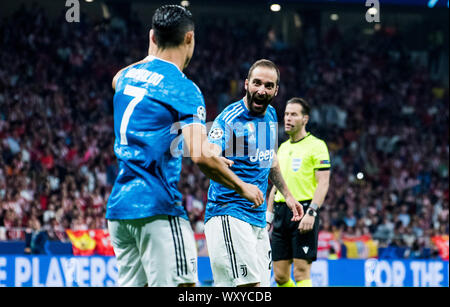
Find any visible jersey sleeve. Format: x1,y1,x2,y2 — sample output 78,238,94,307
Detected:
178,81,206,129
207,114,232,153
115,66,133,92
311,140,331,170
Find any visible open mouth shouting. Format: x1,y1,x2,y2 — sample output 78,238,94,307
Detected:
249,92,272,114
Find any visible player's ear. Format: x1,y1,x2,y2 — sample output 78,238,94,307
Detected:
274,85,279,97
150,29,157,45
185,31,194,45
244,79,249,91
149,29,157,54
303,115,309,125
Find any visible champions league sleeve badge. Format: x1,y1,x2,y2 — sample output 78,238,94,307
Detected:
197,106,206,122
209,127,224,140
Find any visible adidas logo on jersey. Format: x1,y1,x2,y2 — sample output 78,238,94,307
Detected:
249,148,275,163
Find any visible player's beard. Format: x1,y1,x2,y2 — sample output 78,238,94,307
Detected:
246,89,273,115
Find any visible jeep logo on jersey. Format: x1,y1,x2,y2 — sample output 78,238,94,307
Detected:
249,148,275,163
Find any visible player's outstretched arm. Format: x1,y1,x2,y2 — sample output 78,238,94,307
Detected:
269,154,303,221
182,124,264,208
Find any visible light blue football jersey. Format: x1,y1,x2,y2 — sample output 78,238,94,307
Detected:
106,56,206,220
205,99,278,228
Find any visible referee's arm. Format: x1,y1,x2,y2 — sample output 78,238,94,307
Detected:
298,169,330,233
310,169,330,210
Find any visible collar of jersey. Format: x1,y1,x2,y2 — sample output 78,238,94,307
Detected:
290,132,311,144
143,55,182,73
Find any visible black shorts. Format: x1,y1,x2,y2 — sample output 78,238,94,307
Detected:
270,201,320,262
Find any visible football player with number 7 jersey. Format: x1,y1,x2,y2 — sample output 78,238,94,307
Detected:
106,5,264,287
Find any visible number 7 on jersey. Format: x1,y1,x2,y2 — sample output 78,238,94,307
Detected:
120,85,147,145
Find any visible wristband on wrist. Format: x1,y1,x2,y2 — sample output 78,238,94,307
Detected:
266,211,274,224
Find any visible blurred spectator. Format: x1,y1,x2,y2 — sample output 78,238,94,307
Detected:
24,217,47,254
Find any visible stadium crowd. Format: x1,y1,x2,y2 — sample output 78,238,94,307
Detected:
0,4,448,259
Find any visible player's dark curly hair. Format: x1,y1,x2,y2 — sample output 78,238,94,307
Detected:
152,5,195,49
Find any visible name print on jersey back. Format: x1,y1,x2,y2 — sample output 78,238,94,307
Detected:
124,68,165,86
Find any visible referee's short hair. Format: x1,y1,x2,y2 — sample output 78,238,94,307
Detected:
287,97,310,116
